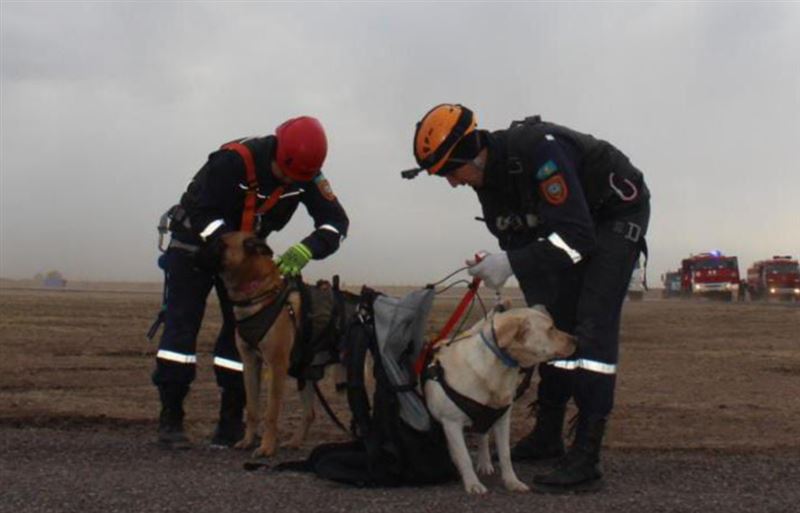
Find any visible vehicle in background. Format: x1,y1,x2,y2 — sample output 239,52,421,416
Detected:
680,251,740,302
661,271,682,299
746,256,800,302
627,255,646,301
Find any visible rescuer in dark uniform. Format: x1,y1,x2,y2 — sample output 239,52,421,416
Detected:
153,116,349,449
407,104,649,493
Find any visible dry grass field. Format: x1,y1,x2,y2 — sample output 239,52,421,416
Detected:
1,283,799,512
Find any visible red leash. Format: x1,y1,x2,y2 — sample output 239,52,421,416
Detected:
413,255,483,376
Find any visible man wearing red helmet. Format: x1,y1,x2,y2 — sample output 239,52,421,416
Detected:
153,116,349,449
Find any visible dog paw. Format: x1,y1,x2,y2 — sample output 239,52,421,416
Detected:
476,461,495,476
282,438,303,450
465,481,488,495
503,478,530,493
233,436,255,450
251,445,276,459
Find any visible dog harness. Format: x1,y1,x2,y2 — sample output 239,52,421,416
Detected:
423,361,510,434
235,281,298,347
422,321,518,434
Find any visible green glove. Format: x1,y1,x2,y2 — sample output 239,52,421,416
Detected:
276,243,312,276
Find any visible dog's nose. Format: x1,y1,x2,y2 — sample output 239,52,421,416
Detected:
557,334,577,358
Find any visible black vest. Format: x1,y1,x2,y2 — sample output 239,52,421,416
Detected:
478,116,648,250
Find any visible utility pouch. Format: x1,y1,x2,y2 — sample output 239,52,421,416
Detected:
157,204,193,252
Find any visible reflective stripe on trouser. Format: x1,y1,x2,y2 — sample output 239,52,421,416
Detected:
152,247,242,390
530,203,650,418
212,282,245,390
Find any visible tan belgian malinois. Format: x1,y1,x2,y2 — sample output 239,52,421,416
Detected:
218,232,345,458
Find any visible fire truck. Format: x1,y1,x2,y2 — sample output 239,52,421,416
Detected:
746,256,800,301
680,251,740,301
661,271,682,298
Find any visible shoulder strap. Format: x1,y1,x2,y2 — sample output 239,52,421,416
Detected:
505,121,547,211
220,141,284,232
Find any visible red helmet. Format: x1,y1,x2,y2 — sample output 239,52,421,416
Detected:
274,116,328,182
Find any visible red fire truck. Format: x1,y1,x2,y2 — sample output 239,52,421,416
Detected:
746,256,800,301
680,251,740,301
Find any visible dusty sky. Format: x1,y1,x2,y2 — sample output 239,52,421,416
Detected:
1,1,798,287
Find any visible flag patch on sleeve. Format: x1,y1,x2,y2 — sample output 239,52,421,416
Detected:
314,174,336,201
536,160,559,180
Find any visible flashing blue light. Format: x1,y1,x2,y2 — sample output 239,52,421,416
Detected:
709,250,722,257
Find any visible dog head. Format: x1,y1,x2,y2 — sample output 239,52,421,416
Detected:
219,232,282,299
492,307,576,368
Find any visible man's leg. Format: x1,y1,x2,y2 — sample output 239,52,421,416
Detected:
209,279,246,448
152,248,214,449
534,207,648,493
512,269,582,462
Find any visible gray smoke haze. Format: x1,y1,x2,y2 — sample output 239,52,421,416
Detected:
2,2,798,286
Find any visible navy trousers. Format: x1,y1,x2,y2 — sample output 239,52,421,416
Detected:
524,202,650,418
151,247,243,391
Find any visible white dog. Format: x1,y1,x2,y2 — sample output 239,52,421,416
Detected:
424,307,576,494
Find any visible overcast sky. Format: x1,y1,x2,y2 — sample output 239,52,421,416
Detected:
1,1,798,287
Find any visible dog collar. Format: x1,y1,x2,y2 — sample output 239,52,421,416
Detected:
479,320,519,368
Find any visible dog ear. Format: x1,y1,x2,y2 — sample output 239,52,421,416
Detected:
494,313,527,349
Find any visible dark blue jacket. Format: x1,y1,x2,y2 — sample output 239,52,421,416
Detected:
475,118,648,289
178,135,349,259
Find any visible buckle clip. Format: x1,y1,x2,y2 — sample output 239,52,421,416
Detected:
625,222,642,243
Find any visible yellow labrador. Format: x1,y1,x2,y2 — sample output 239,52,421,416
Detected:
423,307,575,494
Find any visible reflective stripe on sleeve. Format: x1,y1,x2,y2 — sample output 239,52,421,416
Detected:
547,232,582,264
318,224,340,235
547,359,617,375
200,219,225,241
213,356,244,372
157,350,197,364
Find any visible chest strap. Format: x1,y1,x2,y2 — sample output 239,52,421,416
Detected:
220,142,285,232
423,361,510,434
235,282,295,346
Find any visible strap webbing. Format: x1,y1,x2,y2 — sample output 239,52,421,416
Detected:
413,276,481,376
220,142,284,233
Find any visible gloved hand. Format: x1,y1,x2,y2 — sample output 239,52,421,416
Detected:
194,236,226,273
276,243,312,276
466,251,513,291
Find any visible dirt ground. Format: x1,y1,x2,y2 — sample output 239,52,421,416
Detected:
1,284,799,512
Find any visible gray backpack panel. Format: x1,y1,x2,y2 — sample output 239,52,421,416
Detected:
372,287,435,431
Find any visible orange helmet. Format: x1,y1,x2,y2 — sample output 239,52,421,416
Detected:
413,104,477,175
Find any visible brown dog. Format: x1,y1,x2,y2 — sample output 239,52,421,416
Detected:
218,232,342,458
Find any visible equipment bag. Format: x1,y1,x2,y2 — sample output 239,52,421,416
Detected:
274,287,458,487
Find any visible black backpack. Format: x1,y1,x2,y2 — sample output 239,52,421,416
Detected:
275,287,458,487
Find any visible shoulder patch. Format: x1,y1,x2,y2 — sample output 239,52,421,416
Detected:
536,160,559,180
539,174,568,205
314,173,336,201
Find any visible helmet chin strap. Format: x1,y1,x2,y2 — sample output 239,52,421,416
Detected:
471,154,486,172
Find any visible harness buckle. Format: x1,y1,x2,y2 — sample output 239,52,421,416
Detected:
625,222,642,243
612,220,643,243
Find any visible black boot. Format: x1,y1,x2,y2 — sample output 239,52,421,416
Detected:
157,384,191,450
210,387,245,448
511,401,566,462
533,416,606,494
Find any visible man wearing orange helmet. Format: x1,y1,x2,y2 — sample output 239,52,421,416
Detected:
153,116,349,449
409,104,650,493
